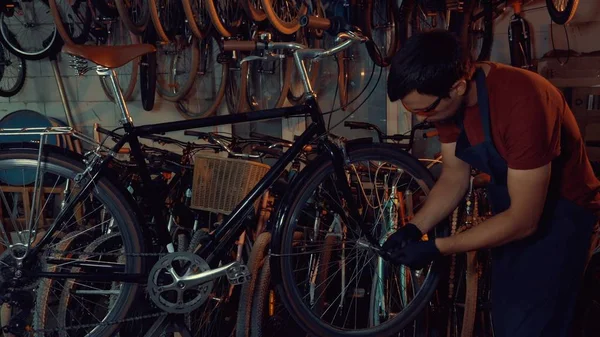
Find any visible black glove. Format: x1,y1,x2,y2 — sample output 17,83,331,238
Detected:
389,239,441,270
382,223,423,254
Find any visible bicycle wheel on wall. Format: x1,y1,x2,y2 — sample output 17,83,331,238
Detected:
261,0,307,35
546,0,578,25
48,0,92,45
206,0,244,37
177,35,228,119
140,24,157,111
182,0,213,39
363,0,405,67
156,39,200,102
274,144,447,337
0,0,62,60
100,20,140,102
0,42,26,97
115,0,150,35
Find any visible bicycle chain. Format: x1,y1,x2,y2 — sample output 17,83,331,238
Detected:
26,250,170,334
30,311,169,335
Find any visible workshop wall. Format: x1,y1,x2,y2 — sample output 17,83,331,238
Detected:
0,0,597,147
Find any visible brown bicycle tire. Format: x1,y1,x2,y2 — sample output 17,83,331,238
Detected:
115,0,150,35
260,0,307,35
176,38,228,119
148,0,171,43
156,39,201,102
242,0,267,22
100,31,141,102
337,54,348,110
48,0,85,45
206,0,240,38
363,0,404,67
182,0,210,39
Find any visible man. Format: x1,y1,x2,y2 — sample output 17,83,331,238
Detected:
383,29,600,336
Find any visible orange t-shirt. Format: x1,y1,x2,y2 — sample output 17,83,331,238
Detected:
435,62,600,212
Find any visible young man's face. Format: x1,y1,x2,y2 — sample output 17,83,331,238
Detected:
400,80,467,123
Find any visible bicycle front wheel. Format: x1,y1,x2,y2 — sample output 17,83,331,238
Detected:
0,145,144,337
277,143,447,337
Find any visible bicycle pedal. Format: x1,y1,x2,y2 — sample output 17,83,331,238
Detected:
226,264,251,286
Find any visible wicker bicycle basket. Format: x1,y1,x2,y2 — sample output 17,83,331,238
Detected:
190,154,271,215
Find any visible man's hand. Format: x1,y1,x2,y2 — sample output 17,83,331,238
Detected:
382,223,423,254
389,239,441,269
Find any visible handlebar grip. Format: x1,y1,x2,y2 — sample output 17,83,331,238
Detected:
223,40,260,51
300,15,331,30
344,121,375,130
300,15,354,36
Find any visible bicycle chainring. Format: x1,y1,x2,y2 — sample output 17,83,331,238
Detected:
147,252,213,314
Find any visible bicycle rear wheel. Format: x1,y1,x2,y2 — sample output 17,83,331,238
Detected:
0,145,143,337
276,143,447,337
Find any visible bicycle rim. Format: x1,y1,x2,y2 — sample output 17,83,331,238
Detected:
0,146,143,337
278,144,446,337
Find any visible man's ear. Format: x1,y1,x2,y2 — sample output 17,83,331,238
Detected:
452,79,468,97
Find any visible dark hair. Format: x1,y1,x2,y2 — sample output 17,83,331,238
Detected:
387,29,472,102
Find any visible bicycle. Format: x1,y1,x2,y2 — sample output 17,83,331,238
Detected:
0,16,446,337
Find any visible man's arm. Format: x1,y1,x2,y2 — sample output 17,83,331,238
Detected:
435,163,551,255
410,142,471,234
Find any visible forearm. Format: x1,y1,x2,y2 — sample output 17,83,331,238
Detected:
435,210,536,255
410,169,470,234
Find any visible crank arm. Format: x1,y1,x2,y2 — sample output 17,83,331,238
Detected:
178,261,250,288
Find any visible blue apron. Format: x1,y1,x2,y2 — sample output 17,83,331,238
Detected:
454,68,597,337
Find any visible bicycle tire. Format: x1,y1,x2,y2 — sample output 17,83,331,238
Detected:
176,36,228,119
100,21,139,102
260,0,307,35
236,232,271,337
155,39,200,102
467,0,493,62
276,143,446,337
546,0,578,25
91,0,119,17
242,0,267,22
244,55,293,111
0,43,26,97
48,0,92,45
0,0,62,60
0,145,144,337
206,0,244,37
182,0,212,39
140,25,157,111
363,0,403,67
337,54,348,110
115,0,150,35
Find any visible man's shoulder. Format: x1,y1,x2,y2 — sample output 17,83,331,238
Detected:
486,62,553,91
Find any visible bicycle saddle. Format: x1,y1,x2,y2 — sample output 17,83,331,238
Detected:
61,43,157,69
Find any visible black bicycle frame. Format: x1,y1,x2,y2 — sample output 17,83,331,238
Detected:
31,96,374,282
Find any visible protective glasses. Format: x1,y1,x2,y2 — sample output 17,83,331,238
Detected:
402,96,443,115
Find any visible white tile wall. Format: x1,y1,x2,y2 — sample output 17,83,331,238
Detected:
1,0,598,147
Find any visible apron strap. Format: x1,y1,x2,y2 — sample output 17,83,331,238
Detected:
474,68,492,142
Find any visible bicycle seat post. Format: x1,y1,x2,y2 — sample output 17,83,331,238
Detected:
97,67,134,126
